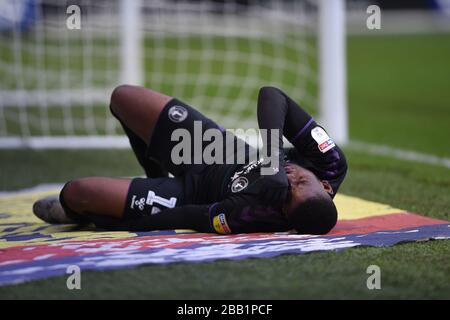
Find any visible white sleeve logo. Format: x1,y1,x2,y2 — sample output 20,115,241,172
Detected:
311,127,335,153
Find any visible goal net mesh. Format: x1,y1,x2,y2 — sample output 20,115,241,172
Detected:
0,0,319,147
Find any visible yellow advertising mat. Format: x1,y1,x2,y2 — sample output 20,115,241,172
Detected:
0,185,404,249
1,185,449,286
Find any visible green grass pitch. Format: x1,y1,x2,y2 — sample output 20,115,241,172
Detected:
0,33,450,299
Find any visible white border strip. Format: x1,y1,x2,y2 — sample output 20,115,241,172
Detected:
348,140,450,169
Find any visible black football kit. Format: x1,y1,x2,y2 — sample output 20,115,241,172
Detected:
88,87,347,234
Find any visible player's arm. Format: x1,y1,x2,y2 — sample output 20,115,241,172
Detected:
88,197,255,235
257,86,288,166
89,190,289,235
208,194,290,234
258,86,347,194
257,86,324,165
87,204,214,233
256,87,290,206
257,86,313,144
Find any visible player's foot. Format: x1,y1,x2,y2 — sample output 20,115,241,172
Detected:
32,196,76,224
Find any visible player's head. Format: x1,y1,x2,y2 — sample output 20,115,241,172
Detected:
283,163,337,234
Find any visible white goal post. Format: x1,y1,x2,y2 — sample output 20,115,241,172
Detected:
319,0,347,145
0,0,347,149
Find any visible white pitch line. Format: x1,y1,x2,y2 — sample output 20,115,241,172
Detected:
1,135,449,169
348,140,450,169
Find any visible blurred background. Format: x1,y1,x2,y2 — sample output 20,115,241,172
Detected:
0,0,449,188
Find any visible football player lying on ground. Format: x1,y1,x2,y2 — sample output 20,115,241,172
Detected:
33,86,347,235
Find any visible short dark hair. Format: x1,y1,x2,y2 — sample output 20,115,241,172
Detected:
287,195,338,235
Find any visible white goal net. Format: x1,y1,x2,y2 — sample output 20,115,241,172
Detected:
0,0,346,149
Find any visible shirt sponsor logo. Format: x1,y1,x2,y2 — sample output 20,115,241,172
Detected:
213,213,232,234
168,105,188,123
229,159,262,182
311,127,335,153
319,139,335,153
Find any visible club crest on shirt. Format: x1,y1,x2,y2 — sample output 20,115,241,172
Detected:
231,177,249,193
168,105,188,123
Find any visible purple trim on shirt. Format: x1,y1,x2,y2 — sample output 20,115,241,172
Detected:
292,118,314,142
208,202,220,215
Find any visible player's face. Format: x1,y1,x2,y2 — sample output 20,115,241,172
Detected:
283,163,333,214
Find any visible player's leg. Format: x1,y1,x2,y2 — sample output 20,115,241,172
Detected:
110,85,172,145
32,177,130,224
110,84,227,177
59,176,185,228
34,176,186,228
60,177,131,220
110,85,172,178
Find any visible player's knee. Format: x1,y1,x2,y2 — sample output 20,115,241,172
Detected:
60,178,93,214
258,86,280,99
110,84,135,115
